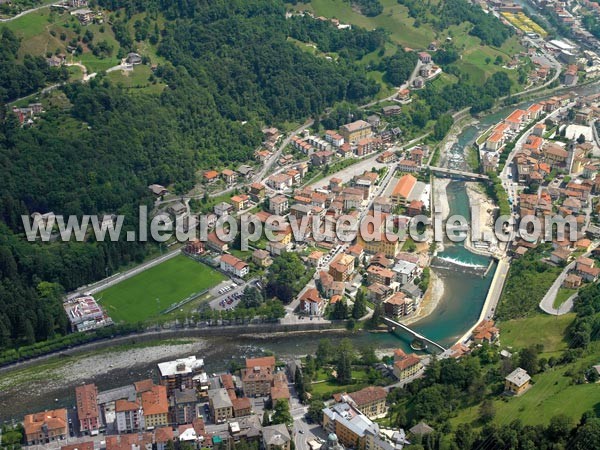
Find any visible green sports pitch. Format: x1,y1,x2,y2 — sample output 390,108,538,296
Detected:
97,254,227,323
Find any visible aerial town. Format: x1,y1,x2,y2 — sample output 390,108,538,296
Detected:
2,0,600,448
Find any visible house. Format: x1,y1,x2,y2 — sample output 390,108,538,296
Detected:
269,195,289,215
222,169,237,185
311,150,334,166
412,77,424,89
262,424,291,450
504,368,531,395
406,200,424,217
398,159,419,173
367,283,394,303
472,320,499,344
307,251,325,267
24,409,68,445
252,249,272,267
249,183,266,203
543,143,569,167
377,151,395,164
237,165,255,178
148,184,168,196
271,373,291,405
231,195,249,212
115,399,144,433
393,353,422,381
208,388,234,423
168,201,187,217
392,260,419,285
300,288,324,316
383,292,413,320
418,52,432,63
564,64,578,85
396,88,411,102
220,254,250,277
126,52,142,65
204,170,219,183
382,105,402,116
550,247,571,264
409,422,434,437
505,109,527,131
214,202,233,217
76,384,101,435
268,173,293,190
482,151,499,172
325,130,345,147
563,273,582,289
366,114,381,128
339,120,372,144
345,386,388,419
71,8,94,25
319,271,345,298
391,174,417,205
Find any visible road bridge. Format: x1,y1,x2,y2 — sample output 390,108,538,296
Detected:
383,317,446,353
427,166,489,181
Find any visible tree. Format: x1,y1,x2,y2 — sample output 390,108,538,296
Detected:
307,399,325,423
352,292,367,319
577,133,586,144
271,400,293,425
335,339,355,384
331,299,349,320
315,339,333,366
266,253,307,303
572,418,600,450
241,286,263,308
262,410,271,426
433,113,454,141
547,414,573,443
478,399,495,423
518,346,539,375
368,303,384,328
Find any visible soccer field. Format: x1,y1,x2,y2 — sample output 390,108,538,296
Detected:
97,255,227,323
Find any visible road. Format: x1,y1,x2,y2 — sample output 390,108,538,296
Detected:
539,243,598,315
0,2,51,22
360,60,423,109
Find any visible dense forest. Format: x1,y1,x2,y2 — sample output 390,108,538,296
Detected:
0,0,385,352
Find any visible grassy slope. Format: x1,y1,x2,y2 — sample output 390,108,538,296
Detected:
499,313,575,355
3,9,120,72
97,255,226,323
450,343,600,427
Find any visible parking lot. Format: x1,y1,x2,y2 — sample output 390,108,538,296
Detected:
208,280,244,311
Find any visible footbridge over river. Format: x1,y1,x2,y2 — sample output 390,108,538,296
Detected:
383,317,447,353
427,166,490,181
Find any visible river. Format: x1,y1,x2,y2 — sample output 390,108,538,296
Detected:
2,83,599,422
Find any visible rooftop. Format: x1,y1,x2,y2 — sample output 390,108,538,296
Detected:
157,355,204,377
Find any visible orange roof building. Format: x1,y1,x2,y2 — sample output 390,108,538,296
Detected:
24,409,68,445
141,385,169,428
75,383,101,434
391,174,417,205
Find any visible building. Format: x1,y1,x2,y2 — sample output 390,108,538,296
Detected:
346,386,388,419
76,384,101,435
391,174,417,205
393,353,422,381
329,253,356,282
231,194,249,211
383,292,412,320
504,367,531,395
142,385,169,429
220,254,250,277
269,195,289,215
170,389,198,426
472,320,499,344
262,424,291,450
63,295,110,332
339,120,372,144
249,183,266,203
208,388,234,423
158,356,205,396
241,364,274,397
322,402,382,450
300,288,324,316
115,399,144,433
252,249,272,267
24,409,68,445
222,169,237,184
